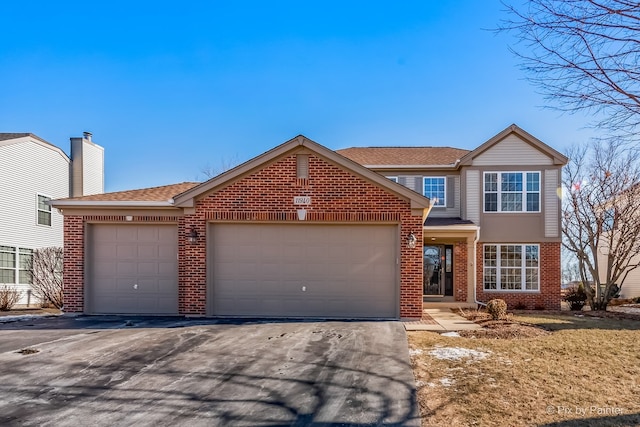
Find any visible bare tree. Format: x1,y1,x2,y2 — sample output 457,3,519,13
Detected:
28,247,64,309
562,141,640,310
501,0,640,139
199,154,240,180
0,286,22,311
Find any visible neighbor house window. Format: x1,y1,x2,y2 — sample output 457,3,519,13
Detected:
484,172,540,212
387,176,398,183
37,194,52,226
0,246,16,283
19,248,33,284
483,244,539,291
423,177,446,207
0,246,32,284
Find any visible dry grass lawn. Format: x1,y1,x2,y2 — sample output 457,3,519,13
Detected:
408,312,640,427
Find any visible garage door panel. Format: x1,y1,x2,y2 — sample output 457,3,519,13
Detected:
135,227,159,241
136,245,159,259
137,262,158,275
209,224,397,318
88,224,178,315
115,244,136,258
158,261,177,275
115,228,139,242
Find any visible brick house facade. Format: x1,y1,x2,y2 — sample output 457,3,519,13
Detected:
57,137,429,319
55,125,567,317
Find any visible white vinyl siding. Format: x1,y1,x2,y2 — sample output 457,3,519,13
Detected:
484,172,540,213
472,134,554,166
483,244,539,291
81,141,105,196
391,174,461,218
544,169,560,237
0,140,69,249
466,170,480,224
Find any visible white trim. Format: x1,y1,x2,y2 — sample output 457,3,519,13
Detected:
423,176,446,207
482,243,540,291
483,171,541,213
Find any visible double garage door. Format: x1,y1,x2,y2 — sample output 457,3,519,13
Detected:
209,224,398,318
87,223,398,318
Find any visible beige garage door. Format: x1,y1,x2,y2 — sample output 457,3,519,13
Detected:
209,224,398,318
87,224,178,314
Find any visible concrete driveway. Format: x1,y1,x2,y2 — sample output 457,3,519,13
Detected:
0,316,419,426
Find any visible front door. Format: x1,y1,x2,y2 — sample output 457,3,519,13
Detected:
423,245,454,296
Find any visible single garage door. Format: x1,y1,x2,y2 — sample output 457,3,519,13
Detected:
209,224,398,318
87,224,178,314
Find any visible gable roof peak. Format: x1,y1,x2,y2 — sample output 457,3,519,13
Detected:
458,123,569,166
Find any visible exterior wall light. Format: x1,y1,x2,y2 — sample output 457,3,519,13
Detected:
407,232,417,249
188,226,199,244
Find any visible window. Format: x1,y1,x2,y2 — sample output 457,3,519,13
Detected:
387,176,398,183
37,194,52,226
19,248,33,284
423,177,446,207
484,172,540,212
0,246,32,284
483,244,539,291
0,246,15,283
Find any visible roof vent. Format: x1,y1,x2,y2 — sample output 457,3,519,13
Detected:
83,131,92,141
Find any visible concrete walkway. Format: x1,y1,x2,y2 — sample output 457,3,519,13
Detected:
404,308,481,331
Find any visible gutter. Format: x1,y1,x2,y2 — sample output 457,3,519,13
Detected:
49,200,175,208
472,226,486,308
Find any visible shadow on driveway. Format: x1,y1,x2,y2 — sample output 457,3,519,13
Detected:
0,317,420,426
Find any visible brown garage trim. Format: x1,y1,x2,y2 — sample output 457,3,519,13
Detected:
205,211,402,222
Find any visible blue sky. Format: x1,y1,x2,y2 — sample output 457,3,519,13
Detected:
1,1,597,192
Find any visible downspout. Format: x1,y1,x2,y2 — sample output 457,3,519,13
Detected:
472,226,486,308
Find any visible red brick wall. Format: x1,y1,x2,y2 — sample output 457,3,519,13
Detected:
476,242,561,310
454,241,468,302
62,216,84,312
180,153,424,318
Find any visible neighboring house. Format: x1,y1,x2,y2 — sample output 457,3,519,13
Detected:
0,132,104,305
51,124,566,318
596,185,640,300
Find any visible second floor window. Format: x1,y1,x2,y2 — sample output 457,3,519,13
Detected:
484,172,540,212
37,195,52,226
423,177,446,207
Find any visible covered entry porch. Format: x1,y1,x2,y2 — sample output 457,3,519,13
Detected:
422,218,479,304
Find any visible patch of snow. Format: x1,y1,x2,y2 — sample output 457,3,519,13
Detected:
0,314,58,323
439,377,455,387
409,348,424,356
441,332,460,337
428,347,491,361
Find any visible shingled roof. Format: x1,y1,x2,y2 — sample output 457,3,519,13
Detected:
336,146,470,166
56,182,199,202
0,132,52,145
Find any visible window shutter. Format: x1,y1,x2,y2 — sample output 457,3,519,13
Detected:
446,176,454,208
